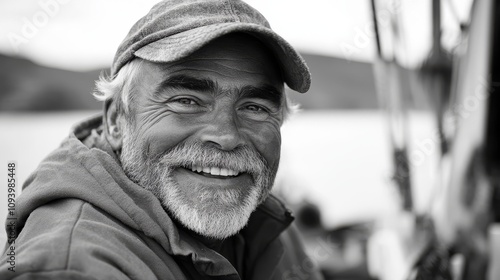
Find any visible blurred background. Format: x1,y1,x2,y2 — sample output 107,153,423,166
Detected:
1,0,491,279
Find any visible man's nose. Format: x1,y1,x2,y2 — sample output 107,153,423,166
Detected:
199,110,245,151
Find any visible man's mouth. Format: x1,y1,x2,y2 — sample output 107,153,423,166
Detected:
189,165,240,177
174,165,253,188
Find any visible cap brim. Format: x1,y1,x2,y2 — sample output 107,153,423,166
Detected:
134,22,310,93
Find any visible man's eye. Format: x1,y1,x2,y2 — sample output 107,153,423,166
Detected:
173,98,198,105
239,103,272,121
245,104,265,112
166,97,206,114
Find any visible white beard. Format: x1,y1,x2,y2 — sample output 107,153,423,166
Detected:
119,122,276,239
157,175,262,239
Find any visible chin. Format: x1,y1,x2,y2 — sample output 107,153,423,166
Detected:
160,183,264,239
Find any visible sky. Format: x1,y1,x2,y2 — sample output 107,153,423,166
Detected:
0,0,472,71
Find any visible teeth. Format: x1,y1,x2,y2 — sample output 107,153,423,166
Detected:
210,167,220,176
190,165,239,177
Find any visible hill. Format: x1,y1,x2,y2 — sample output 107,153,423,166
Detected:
0,53,378,111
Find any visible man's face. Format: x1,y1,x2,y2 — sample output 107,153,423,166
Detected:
118,34,285,239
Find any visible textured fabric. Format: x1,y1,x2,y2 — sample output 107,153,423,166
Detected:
0,115,323,280
112,0,311,93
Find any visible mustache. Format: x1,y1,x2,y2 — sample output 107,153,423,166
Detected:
152,141,269,176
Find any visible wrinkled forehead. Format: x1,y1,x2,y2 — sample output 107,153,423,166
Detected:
167,33,284,84
136,33,285,95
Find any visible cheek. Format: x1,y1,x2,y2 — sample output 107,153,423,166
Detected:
246,125,282,168
132,116,198,157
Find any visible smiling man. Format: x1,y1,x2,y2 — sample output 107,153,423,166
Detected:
114,36,285,242
0,0,322,279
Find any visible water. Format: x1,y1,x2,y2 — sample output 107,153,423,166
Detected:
0,110,406,245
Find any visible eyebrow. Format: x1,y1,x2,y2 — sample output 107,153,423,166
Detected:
154,75,216,97
239,85,283,108
154,74,283,106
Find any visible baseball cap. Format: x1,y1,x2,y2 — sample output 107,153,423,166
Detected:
112,0,311,93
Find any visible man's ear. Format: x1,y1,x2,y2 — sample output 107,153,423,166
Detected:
103,99,123,151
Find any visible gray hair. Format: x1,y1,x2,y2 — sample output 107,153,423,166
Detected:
93,59,298,122
93,59,145,117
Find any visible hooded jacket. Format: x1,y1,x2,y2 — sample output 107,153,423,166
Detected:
0,115,322,280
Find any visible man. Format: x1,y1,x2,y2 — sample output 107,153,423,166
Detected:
1,0,322,279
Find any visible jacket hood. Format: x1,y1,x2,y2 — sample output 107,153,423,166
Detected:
10,114,294,278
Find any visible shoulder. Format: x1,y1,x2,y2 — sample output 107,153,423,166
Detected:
0,199,182,280
276,224,325,280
